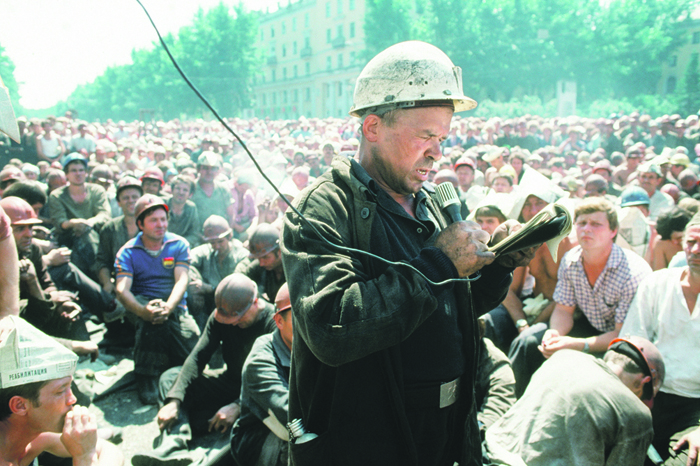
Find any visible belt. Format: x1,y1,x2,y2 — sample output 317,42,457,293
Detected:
404,377,461,410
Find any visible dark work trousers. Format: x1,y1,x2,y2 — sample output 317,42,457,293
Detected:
508,313,601,398
646,392,700,466
49,262,114,320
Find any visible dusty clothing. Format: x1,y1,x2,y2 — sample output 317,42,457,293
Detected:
48,183,111,234
95,215,135,276
485,350,653,466
231,329,290,466
235,258,285,304
166,304,277,404
166,198,201,248
282,156,511,466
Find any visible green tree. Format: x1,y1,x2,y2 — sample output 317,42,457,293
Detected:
65,2,259,121
678,52,700,115
363,0,414,59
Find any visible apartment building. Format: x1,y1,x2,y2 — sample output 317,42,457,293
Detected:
252,0,366,119
660,19,700,96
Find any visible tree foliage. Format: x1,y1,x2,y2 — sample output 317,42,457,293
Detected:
64,2,259,121
678,51,700,115
363,0,698,106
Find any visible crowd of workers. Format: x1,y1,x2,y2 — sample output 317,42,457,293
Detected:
2,42,700,466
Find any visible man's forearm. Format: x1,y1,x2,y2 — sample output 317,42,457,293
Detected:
549,305,574,336
165,269,189,312
0,236,19,317
97,268,112,289
116,288,147,319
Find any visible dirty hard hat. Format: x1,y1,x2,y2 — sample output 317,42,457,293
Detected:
134,194,169,224
349,41,477,118
247,223,281,259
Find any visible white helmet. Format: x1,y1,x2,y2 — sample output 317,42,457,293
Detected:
349,41,477,118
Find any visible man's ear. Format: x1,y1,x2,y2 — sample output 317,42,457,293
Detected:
9,396,29,416
362,115,382,143
273,312,284,331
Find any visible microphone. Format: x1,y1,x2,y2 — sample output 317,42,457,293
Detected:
434,182,463,225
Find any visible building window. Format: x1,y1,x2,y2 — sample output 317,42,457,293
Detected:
293,41,297,55
667,76,677,93
273,92,277,104
326,83,330,98
338,53,343,69
350,22,355,38
306,87,311,102
337,25,343,38
304,36,310,48
350,51,356,64
271,26,275,38
283,90,288,104
349,0,355,10
337,0,342,15
327,56,332,70
694,32,700,44
283,68,287,79
282,22,286,34
305,62,310,75
293,89,299,102
292,17,297,31
294,65,298,78
669,55,677,67
272,70,276,82
305,13,309,28
338,81,343,96
326,29,331,43
326,2,331,17
282,45,287,57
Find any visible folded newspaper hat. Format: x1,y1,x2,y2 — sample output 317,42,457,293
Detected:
0,316,78,388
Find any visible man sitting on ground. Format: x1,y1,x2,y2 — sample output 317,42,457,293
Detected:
0,315,122,466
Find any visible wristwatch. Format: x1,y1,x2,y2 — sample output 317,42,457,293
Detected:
515,319,528,329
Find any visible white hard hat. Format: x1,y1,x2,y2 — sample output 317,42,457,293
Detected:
349,41,477,118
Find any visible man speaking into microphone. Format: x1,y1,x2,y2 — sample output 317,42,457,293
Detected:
281,41,536,466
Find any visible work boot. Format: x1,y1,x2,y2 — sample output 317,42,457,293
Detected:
137,374,160,405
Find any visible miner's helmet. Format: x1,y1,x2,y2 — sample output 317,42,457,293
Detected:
349,41,477,119
134,194,169,225
116,176,143,199
274,283,292,315
247,223,281,259
0,196,43,225
214,273,257,323
608,335,665,402
620,186,650,208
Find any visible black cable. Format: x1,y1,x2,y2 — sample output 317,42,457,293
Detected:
135,0,480,285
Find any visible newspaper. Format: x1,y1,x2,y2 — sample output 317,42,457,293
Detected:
0,316,78,388
488,201,573,262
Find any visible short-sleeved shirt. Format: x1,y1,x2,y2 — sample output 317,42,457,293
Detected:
553,244,651,333
114,231,190,308
190,182,233,231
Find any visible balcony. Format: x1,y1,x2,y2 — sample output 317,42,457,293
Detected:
300,46,312,58
332,35,346,48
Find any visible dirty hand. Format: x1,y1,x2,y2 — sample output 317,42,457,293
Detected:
490,220,542,269
435,221,495,277
157,400,181,432
208,402,240,433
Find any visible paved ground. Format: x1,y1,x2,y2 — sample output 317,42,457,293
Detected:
75,322,231,466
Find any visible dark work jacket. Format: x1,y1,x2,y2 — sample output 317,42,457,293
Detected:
281,156,512,466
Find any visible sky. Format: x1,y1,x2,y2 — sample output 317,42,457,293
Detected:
0,0,280,110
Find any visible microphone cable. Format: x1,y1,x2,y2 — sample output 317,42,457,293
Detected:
135,0,482,285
